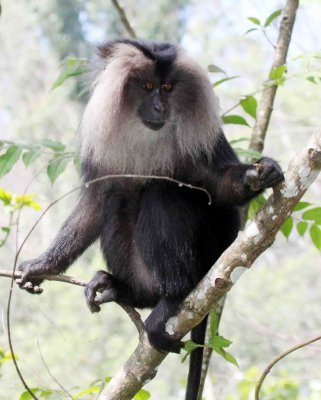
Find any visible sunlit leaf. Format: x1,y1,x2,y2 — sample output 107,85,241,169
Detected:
310,225,321,250
0,146,23,178
248,17,261,25
15,194,42,211
52,58,89,89
0,188,12,205
73,386,101,398
280,217,293,239
302,207,321,222
134,389,151,400
264,9,282,27
296,221,308,237
213,76,240,87
293,201,311,211
208,64,226,74
229,137,249,145
222,115,250,126
268,65,287,86
240,96,257,118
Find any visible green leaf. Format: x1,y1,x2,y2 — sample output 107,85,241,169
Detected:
134,389,151,400
296,221,308,237
247,194,267,220
280,217,293,239
209,335,232,348
19,389,40,400
244,28,259,35
268,65,287,86
208,64,226,74
233,148,262,160
214,347,239,367
248,17,261,25
22,150,41,167
264,9,282,27
73,386,100,398
47,155,73,184
0,188,13,205
222,115,249,126
293,201,311,211
302,207,321,221
52,58,89,89
182,340,203,363
40,139,66,152
306,76,320,84
213,75,240,87
310,224,321,250
229,137,249,145
73,156,82,175
210,309,218,337
0,146,23,178
240,96,257,118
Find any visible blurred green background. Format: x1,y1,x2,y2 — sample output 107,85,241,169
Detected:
0,0,321,399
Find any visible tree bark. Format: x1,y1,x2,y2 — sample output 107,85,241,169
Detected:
97,129,321,400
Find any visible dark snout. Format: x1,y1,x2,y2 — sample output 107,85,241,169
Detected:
138,91,169,131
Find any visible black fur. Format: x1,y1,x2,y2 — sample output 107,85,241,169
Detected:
17,40,284,400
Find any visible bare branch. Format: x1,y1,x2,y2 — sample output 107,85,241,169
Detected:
255,333,321,399
0,270,144,336
97,129,321,400
111,0,137,38
249,0,299,152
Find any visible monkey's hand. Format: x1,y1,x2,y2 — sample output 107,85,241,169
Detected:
85,271,117,313
244,157,284,192
16,259,54,294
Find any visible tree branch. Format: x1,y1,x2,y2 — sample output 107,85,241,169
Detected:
96,129,321,400
111,0,137,38
0,271,145,336
249,0,299,153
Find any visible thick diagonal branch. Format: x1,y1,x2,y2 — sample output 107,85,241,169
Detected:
97,129,321,400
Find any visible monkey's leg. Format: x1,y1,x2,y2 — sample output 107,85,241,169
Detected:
145,298,183,354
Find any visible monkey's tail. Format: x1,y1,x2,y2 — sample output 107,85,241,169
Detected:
185,315,208,400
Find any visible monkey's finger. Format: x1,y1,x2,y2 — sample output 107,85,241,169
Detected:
84,286,101,313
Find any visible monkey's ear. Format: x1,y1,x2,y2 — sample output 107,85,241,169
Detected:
96,42,116,60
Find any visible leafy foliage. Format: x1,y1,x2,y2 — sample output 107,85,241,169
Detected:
52,58,89,90
0,139,79,183
182,310,238,367
280,202,321,251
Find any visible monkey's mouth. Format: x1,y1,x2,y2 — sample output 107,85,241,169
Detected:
143,120,166,131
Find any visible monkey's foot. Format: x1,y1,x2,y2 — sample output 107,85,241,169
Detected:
85,270,117,313
146,326,183,354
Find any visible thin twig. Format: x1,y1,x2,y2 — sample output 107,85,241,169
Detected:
111,0,137,38
1,270,145,336
36,340,74,399
255,334,321,399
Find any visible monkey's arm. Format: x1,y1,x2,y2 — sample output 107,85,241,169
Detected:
200,133,284,205
17,186,105,293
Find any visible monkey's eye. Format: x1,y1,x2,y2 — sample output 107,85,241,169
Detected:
143,81,154,91
161,83,173,92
